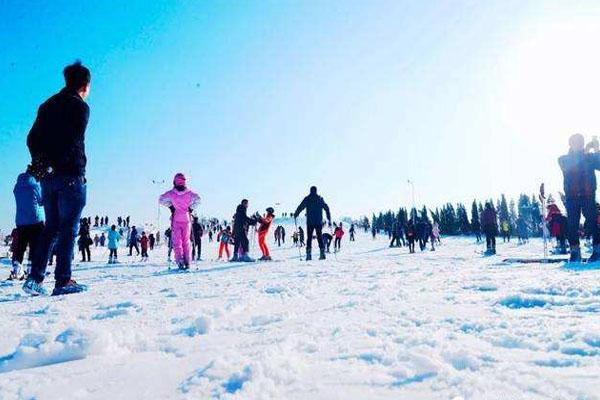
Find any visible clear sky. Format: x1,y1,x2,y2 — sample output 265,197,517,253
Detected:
2,0,600,231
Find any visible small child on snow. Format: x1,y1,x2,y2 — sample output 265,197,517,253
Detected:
334,223,344,251
217,226,233,260
159,173,200,270
140,231,149,261
257,207,275,261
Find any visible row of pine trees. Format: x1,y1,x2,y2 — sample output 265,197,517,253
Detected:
363,193,546,237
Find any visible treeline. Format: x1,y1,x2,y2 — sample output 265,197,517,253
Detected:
359,193,546,237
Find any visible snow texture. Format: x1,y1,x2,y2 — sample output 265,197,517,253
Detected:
0,227,598,399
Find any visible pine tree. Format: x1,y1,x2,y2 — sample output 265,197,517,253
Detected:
471,200,481,233
457,203,471,234
498,194,510,225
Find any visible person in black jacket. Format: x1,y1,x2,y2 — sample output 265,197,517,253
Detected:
558,134,600,262
232,199,257,262
191,217,204,261
294,186,331,260
23,61,91,297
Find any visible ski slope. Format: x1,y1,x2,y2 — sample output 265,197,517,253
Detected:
0,228,599,399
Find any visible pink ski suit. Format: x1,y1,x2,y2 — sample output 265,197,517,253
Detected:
159,188,200,265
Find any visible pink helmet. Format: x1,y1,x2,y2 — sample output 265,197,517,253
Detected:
173,173,186,186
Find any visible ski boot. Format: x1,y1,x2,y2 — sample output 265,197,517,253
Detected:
52,280,88,296
22,278,48,296
306,249,312,261
569,246,582,263
319,250,326,260
588,245,600,263
239,254,255,262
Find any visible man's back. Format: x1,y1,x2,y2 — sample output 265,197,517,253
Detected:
559,151,600,198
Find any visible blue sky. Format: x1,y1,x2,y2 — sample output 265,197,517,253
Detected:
2,0,600,231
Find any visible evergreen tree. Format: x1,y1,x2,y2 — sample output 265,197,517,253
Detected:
498,194,510,225
456,203,471,234
471,200,481,233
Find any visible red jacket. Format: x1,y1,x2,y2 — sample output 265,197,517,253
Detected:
335,227,345,239
258,215,273,234
140,236,149,250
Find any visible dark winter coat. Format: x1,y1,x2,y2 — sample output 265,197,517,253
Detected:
233,204,256,235
558,151,600,198
13,172,44,226
481,208,498,234
192,222,203,243
27,88,89,177
294,193,331,226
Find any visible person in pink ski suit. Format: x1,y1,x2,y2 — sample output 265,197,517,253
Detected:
159,173,200,269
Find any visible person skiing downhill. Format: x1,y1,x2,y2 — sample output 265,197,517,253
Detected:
559,134,600,262
231,199,257,262
257,207,275,261
481,202,498,255
107,224,122,264
294,186,331,260
9,167,45,281
23,61,91,296
159,173,200,269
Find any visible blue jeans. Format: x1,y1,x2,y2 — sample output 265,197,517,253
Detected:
31,175,86,285
565,195,599,247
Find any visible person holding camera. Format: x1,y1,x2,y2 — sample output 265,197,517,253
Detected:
558,134,600,262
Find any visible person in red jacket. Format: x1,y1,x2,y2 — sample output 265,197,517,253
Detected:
140,232,149,261
257,207,275,261
334,222,345,252
217,226,232,260
546,204,568,254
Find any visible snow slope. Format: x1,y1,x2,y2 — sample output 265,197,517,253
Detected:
0,229,599,399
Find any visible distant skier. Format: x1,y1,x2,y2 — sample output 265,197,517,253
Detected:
322,232,333,253
208,229,213,242
546,204,567,254
349,224,355,241
274,226,282,247
293,186,331,260
516,216,529,245
93,234,99,247
159,173,200,269
257,207,275,261
128,226,140,256
149,233,155,250
481,202,498,255
298,226,305,247
406,220,416,253
99,232,106,247
107,225,122,264
231,199,257,262
78,219,92,262
559,134,600,262
371,226,377,239
217,226,232,260
432,221,441,245
501,221,510,242
140,231,149,261
281,226,286,244
390,220,401,248
164,227,173,261
334,223,345,251
118,216,123,227
191,216,204,261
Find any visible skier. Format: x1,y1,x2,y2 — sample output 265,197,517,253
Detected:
416,219,427,251
217,226,232,260
107,225,122,264
472,216,482,243
231,199,257,262
126,216,130,227
257,207,275,261
501,221,510,242
371,226,377,239
558,134,600,262
99,232,106,247
164,227,173,262
94,215,99,227
118,216,122,227
322,232,333,253
389,220,401,248
191,216,204,261
93,234,99,247
298,226,305,247
149,233,155,250
78,219,92,262
516,216,529,245
334,222,344,251
293,186,331,260
432,221,441,245
159,173,200,269
128,226,140,256
481,202,498,255
349,224,356,241
140,232,149,261
406,220,416,253
281,226,286,244
208,229,213,242
546,204,567,254
274,226,281,247
8,168,45,281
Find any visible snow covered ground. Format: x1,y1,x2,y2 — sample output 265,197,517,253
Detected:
0,226,599,399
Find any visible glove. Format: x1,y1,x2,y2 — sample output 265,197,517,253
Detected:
169,205,175,214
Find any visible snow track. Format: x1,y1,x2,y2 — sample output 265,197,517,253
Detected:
0,231,598,399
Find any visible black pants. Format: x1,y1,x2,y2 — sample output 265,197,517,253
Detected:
485,232,496,251
109,248,118,258
306,225,324,253
12,222,44,264
141,248,148,258
323,236,332,252
234,231,249,256
334,237,341,251
407,236,415,253
566,196,600,246
80,245,91,262
418,237,427,251
192,239,202,260
390,234,400,247
129,243,140,256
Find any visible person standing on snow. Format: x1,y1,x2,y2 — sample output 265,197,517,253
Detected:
159,173,200,269
9,167,45,280
481,202,498,255
349,224,356,241
140,232,149,261
191,216,204,261
257,207,275,261
107,225,122,264
128,226,140,256
334,222,345,252
231,199,257,262
217,226,232,260
559,134,600,262
294,186,331,260
23,61,91,296
149,233,155,250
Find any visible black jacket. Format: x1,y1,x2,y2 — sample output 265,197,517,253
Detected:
233,204,256,235
27,88,90,177
294,193,331,226
192,222,203,242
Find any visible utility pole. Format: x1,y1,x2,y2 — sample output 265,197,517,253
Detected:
152,179,165,245
407,179,416,223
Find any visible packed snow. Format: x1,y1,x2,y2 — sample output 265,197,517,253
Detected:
0,224,599,399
